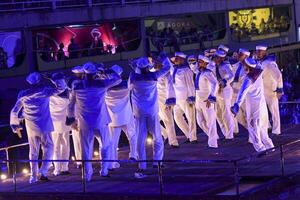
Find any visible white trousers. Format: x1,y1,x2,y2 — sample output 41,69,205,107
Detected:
27,132,53,177
247,101,274,152
174,99,197,141
109,119,138,168
71,128,82,166
79,125,111,178
216,89,234,139
196,101,218,148
158,103,178,146
52,131,70,174
265,95,281,134
135,114,164,170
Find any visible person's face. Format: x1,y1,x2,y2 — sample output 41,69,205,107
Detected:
74,73,84,79
214,56,224,65
256,50,266,60
175,57,185,65
238,53,248,62
198,60,208,69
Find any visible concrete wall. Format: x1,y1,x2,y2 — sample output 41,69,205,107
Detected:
0,0,293,29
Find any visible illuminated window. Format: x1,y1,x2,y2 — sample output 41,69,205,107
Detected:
229,6,291,42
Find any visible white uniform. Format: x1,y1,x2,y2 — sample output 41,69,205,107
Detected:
67,75,121,180
195,69,219,148
157,72,178,146
129,58,171,170
235,71,274,152
68,77,82,167
171,65,197,142
49,90,71,175
214,61,235,139
105,80,138,168
260,57,283,134
231,62,248,133
10,86,56,179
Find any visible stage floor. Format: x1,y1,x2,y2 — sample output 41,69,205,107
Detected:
1,125,300,199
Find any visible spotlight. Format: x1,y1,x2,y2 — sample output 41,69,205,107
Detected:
22,168,29,175
146,137,153,145
117,148,120,151
0,174,7,180
94,151,99,156
71,156,75,161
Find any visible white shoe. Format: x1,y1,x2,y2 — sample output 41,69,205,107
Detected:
29,176,38,184
112,162,120,169
100,169,110,177
52,170,60,176
134,169,146,179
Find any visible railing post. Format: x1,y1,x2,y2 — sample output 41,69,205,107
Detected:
51,0,56,10
157,161,164,200
5,149,10,176
280,145,285,176
81,160,86,193
233,161,240,196
13,161,17,193
87,0,92,7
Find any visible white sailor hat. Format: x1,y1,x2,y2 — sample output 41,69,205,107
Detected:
83,62,97,74
238,48,250,56
256,45,268,51
198,55,210,63
218,44,229,53
110,64,123,75
214,50,227,58
72,65,84,74
175,52,187,59
204,48,216,57
244,57,257,68
136,57,150,69
26,72,41,85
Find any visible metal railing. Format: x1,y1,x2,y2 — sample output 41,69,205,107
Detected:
1,139,300,197
0,0,186,12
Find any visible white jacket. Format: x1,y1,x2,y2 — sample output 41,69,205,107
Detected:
129,58,171,117
10,86,56,135
171,64,195,101
259,57,283,97
50,90,71,132
157,72,176,106
68,75,121,129
195,69,218,102
105,80,133,127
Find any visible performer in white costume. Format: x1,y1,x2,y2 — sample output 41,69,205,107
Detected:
194,55,219,148
67,62,121,181
129,56,171,178
213,50,235,139
50,72,71,176
230,48,249,134
10,72,59,183
256,45,283,135
171,52,197,143
152,54,179,148
105,65,138,169
231,57,274,152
